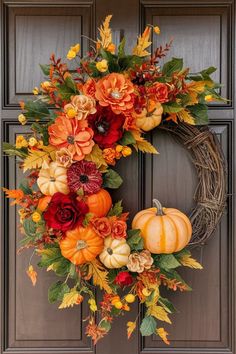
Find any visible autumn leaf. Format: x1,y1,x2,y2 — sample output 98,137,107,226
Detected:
26,265,37,286
23,149,51,172
134,140,158,154
156,327,170,345
97,15,113,49
127,321,136,339
147,305,172,324
2,188,24,205
85,144,107,169
132,26,152,57
88,260,112,294
86,318,108,344
179,254,203,269
40,144,57,161
58,288,80,309
177,109,195,125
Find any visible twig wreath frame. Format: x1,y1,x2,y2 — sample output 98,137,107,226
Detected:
159,123,227,246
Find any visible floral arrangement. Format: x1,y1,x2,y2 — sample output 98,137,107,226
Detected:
3,15,224,344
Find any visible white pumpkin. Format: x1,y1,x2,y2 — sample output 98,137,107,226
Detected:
37,161,69,196
99,236,131,269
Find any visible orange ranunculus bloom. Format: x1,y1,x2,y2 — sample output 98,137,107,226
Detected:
95,73,134,114
83,78,96,98
48,116,94,161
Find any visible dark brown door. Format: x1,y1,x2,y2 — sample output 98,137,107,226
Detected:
1,0,235,353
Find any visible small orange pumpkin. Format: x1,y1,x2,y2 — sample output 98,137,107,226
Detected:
60,226,104,265
86,189,112,217
132,199,192,254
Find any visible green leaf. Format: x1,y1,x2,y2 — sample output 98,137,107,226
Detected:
100,49,120,72
187,103,208,125
158,296,176,314
24,100,50,119
118,131,136,145
162,102,183,114
118,55,143,70
19,179,33,195
57,84,75,101
31,122,49,145
159,254,181,271
23,218,37,237
48,281,70,304
39,64,51,76
83,212,94,227
52,258,71,277
37,247,62,268
160,268,192,291
2,142,28,158
108,200,123,217
100,320,112,332
65,76,77,92
140,316,157,336
127,229,144,251
162,57,183,77
118,37,126,57
103,169,123,189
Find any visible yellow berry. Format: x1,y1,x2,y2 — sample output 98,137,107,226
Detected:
28,137,38,147
122,146,132,157
153,26,161,35
96,59,108,73
111,295,120,305
67,49,77,60
113,301,123,310
71,43,80,53
125,294,135,303
142,288,152,297
16,135,28,149
115,145,123,153
18,114,27,125
32,87,39,95
205,94,214,102
123,304,130,311
66,108,77,119
32,211,41,223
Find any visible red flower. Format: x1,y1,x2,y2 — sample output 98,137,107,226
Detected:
44,192,88,232
88,106,125,148
115,271,133,287
67,160,102,195
148,82,169,103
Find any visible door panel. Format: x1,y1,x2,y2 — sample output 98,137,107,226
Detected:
1,1,235,354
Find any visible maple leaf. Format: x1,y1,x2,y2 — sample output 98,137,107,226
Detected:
134,140,158,154
86,318,108,344
97,15,113,49
2,187,24,205
40,144,57,161
23,149,51,172
88,260,112,294
26,265,37,286
127,321,136,339
132,26,152,57
156,327,170,345
146,305,172,324
177,109,195,125
85,144,107,170
58,288,80,309
179,254,203,269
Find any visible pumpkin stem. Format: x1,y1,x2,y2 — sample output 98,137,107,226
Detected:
153,199,164,216
76,240,87,250
107,247,113,255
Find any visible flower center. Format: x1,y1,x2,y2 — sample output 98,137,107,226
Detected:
76,240,87,250
67,135,75,144
95,119,110,135
110,90,122,99
107,247,113,255
79,174,89,183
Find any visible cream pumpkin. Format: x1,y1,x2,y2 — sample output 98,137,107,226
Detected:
135,103,163,132
99,236,131,269
37,161,69,196
132,199,192,254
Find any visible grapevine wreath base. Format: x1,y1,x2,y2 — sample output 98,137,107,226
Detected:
159,123,227,246
3,15,227,345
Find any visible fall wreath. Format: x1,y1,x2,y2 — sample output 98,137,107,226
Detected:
3,15,227,344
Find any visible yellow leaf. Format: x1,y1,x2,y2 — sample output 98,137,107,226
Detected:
179,254,203,269
127,321,136,339
147,305,172,324
156,327,170,345
85,144,107,170
23,149,51,172
177,109,195,125
145,287,160,307
135,140,158,154
58,288,80,309
88,260,112,294
41,144,56,161
97,15,113,49
132,26,152,57
26,265,37,286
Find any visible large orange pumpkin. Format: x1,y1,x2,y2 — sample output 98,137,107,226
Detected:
60,226,104,265
132,199,192,254
86,189,112,217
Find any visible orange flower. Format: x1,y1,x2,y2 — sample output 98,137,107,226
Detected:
48,116,94,161
83,78,96,98
91,217,111,238
111,219,127,239
95,73,134,114
64,95,96,120
102,147,121,165
3,188,24,205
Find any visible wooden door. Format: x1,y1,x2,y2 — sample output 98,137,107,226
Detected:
1,0,235,353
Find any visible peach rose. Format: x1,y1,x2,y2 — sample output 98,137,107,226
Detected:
111,220,127,239
127,250,153,273
64,95,96,120
55,147,74,167
95,73,134,114
48,116,94,161
91,217,111,238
